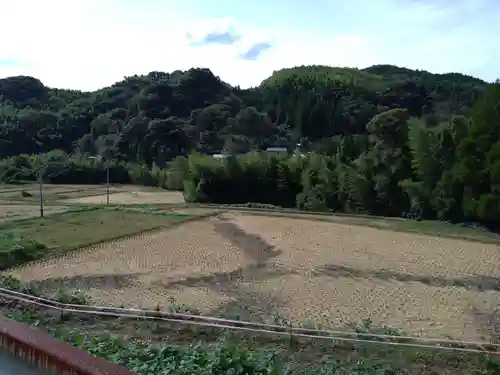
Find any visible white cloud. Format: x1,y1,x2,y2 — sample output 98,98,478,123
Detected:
186,16,241,45
0,0,367,91
0,0,186,89
0,0,497,91
186,16,272,61
0,0,278,90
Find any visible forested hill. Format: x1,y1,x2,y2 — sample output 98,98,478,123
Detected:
0,64,487,164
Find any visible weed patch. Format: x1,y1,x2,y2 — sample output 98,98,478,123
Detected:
0,231,47,270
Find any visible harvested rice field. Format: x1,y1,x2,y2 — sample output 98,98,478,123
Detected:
9,211,500,342
0,184,185,205
61,190,185,205
0,184,106,199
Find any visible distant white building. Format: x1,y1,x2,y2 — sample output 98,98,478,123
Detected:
212,154,229,159
265,147,288,153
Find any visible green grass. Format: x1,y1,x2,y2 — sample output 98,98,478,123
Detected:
0,231,47,270
4,208,193,250
0,207,211,270
377,218,500,242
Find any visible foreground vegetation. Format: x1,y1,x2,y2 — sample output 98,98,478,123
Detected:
1,276,499,375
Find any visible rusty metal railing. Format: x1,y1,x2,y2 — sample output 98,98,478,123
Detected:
0,314,135,375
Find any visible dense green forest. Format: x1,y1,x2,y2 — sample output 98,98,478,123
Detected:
1,64,499,227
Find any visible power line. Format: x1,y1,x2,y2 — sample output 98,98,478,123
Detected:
2,287,497,348
0,287,499,355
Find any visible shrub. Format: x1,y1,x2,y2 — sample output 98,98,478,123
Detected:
52,289,91,305
0,231,47,271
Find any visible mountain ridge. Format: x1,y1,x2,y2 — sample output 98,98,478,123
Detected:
0,63,487,95
0,63,489,163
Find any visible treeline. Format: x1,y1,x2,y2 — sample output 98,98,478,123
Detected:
184,83,500,228
0,150,186,191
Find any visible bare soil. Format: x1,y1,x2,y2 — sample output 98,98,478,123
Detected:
0,184,185,205
9,212,500,341
62,191,185,205
0,184,105,197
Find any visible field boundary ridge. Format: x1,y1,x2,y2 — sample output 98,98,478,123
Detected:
182,204,500,244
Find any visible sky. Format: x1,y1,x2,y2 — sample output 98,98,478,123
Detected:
0,0,498,91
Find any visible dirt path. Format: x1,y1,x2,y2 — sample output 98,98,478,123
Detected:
9,212,500,341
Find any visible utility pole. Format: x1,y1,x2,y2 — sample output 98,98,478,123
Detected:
106,163,110,205
35,155,69,218
38,168,44,218
90,155,110,204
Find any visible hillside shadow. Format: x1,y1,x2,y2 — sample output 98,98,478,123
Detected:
317,263,500,342
154,216,287,291
315,264,500,292
212,216,282,264
153,216,290,321
208,291,287,323
27,272,146,292
470,306,500,343
155,265,295,290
